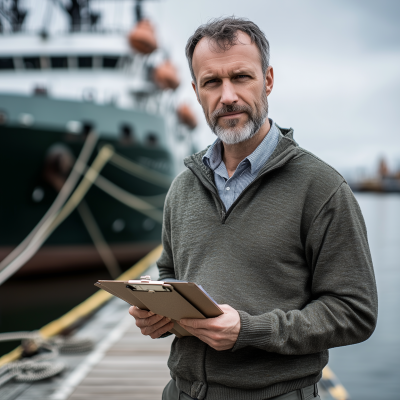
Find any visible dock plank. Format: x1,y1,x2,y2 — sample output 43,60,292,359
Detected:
67,316,173,400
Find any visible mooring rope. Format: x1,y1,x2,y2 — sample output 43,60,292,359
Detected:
0,332,94,387
109,152,173,189
0,140,171,286
77,199,122,279
0,145,114,286
0,132,98,273
94,175,164,223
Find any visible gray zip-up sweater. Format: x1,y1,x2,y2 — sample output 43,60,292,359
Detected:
157,127,378,400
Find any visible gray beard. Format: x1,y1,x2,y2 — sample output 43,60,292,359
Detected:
206,90,269,145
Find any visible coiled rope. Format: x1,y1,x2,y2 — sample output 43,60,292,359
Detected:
0,332,94,387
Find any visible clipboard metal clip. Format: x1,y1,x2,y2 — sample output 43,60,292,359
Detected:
140,275,151,283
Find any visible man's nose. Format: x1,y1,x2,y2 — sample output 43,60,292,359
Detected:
220,81,238,105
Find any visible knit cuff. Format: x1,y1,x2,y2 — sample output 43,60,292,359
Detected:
232,310,274,352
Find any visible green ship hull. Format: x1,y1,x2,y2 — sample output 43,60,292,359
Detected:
0,122,174,274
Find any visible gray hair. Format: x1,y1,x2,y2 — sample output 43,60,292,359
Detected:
185,17,270,85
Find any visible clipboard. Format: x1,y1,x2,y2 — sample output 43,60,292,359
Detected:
94,276,223,338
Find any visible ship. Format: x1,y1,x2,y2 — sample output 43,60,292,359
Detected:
349,158,400,193
0,0,198,279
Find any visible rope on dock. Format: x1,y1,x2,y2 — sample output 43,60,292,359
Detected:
0,332,94,387
0,245,163,368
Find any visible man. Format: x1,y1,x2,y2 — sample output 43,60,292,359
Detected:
129,17,378,400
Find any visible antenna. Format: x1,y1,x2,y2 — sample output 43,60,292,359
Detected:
134,0,159,23
52,0,100,32
135,0,144,22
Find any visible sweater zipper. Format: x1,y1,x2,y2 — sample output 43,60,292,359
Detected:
222,158,292,222
187,157,292,224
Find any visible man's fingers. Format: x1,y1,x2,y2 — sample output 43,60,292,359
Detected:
129,306,153,319
142,317,172,336
149,321,175,339
136,313,164,328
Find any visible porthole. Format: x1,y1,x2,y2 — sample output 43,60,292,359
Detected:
120,124,134,143
19,113,34,126
112,219,125,233
32,187,44,203
66,120,83,134
142,218,155,231
146,133,158,146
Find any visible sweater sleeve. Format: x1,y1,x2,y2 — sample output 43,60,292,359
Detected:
232,182,378,355
157,193,176,281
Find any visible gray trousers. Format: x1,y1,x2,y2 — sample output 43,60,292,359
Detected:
162,379,320,400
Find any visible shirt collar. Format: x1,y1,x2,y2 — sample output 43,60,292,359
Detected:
202,119,280,175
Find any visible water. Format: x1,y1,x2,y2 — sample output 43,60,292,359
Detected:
329,193,400,400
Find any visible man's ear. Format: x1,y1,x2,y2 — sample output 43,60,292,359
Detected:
192,81,201,104
265,66,274,97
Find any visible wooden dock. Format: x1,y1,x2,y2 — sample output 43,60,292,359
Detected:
55,311,174,400
0,256,175,400
0,292,173,400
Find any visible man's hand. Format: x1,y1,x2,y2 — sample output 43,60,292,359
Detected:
129,306,174,339
178,304,241,351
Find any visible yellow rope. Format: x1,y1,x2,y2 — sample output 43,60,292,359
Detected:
322,365,349,400
0,245,162,368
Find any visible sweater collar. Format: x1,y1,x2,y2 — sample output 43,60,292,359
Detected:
202,120,281,176
184,125,299,183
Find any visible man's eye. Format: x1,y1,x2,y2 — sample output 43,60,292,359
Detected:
236,74,250,79
205,79,218,85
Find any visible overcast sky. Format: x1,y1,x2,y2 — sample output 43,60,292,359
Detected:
25,0,400,176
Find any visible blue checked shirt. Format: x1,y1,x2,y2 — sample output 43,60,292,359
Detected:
202,120,280,211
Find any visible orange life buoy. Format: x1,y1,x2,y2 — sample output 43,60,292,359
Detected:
153,60,180,90
128,19,157,54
